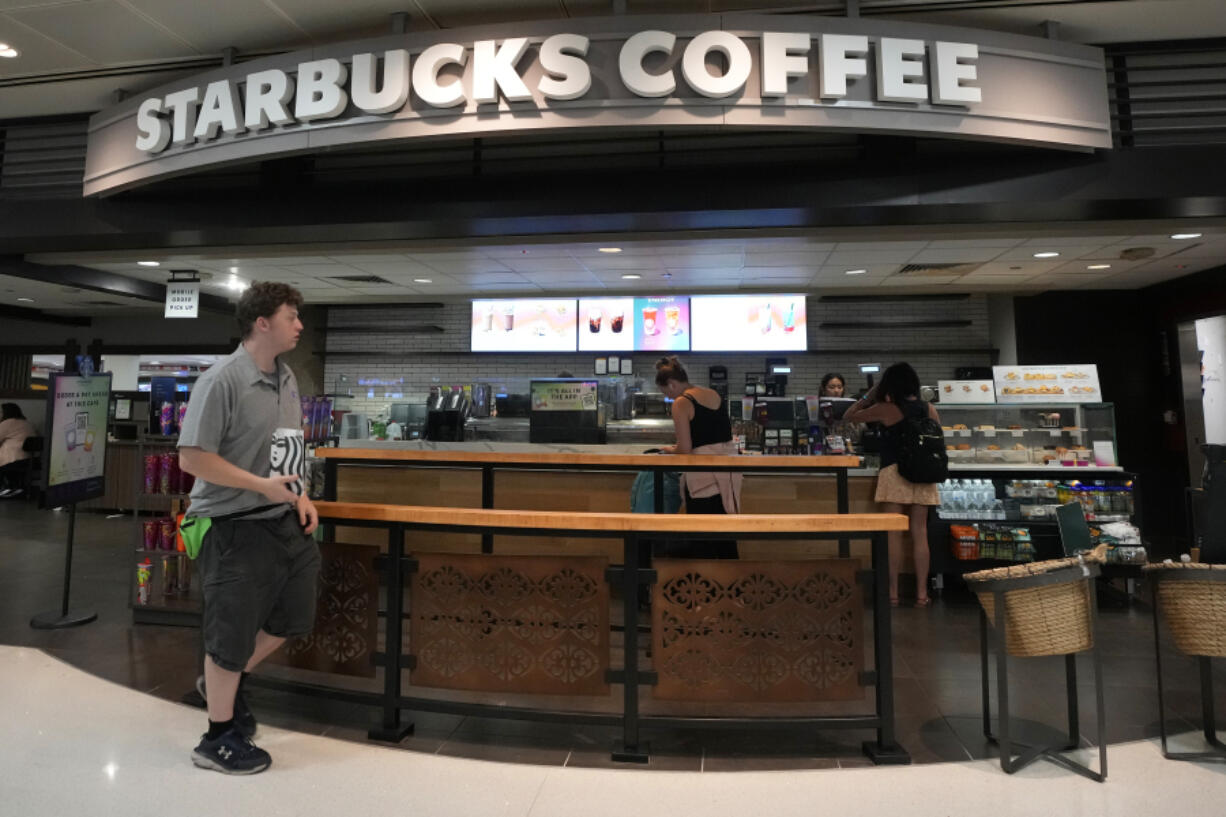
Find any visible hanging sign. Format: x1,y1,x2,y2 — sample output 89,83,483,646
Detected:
165,282,200,319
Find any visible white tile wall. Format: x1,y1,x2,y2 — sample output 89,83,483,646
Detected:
323,296,995,414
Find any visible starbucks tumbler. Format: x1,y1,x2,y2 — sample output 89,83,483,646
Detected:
143,455,159,494
159,517,176,551
159,452,176,494
142,519,158,550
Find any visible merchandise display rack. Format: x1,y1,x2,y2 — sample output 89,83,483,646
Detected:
129,433,200,625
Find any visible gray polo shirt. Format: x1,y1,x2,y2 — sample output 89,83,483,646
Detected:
178,343,301,518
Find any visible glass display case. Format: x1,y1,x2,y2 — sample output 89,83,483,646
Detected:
937,402,1118,469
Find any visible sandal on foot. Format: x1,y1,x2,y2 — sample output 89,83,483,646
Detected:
889,596,900,608
914,597,932,608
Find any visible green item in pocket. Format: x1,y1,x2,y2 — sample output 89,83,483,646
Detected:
178,516,212,560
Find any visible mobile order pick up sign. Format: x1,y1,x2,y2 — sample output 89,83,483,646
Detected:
690,294,807,352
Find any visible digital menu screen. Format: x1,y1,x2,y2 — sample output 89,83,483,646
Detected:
471,299,578,352
690,294,807,352
577,295,690,352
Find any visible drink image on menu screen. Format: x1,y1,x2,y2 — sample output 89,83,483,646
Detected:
471,299,578,352
690,295,807,351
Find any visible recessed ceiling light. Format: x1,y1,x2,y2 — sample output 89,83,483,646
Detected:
1171,232,1202,240
621,273,641,280
599,247,623,254
226,276,247,292
16,297,33,303
137,260,160,267
0,44,18,59
845,269,868,275
413,278,432,284
1033,252,1060,259
1087,264,1111,270
229,266,239,274
150,360,161,365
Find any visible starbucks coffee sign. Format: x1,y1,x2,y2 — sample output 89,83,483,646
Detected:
84,14,1111,196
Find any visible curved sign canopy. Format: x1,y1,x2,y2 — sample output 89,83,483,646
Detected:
84,14,1111,197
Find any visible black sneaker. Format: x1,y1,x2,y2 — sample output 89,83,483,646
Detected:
192,727,271,775
196,674,258,739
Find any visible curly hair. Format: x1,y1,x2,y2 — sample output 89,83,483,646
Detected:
236,282,304,339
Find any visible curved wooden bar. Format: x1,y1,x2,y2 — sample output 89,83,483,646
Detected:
316,447,860,470
314,500,907,534
255,497,909,765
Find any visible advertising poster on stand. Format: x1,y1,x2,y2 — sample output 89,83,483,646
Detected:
691,295,807,352
42,372,112,507
530,380,598,412
471,299,578,352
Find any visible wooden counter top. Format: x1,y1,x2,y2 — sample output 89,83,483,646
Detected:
314,501,906,534
317,447,860,470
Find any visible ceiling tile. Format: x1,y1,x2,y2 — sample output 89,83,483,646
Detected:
6,0,194,63
655,253,744,269
826,250,917,266
833,241,928,252
924,238,1027,249
743,251,828,268
501,257,590,273
120,0,303,52
879,274,962,286
906,248,998,264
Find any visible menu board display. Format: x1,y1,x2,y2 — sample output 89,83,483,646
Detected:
471,299,577,352
937,380,996,404
578,295,690,352
577,297,633,352
992,365,1102,403
690,295,807,352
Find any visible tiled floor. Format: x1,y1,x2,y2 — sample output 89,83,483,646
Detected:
2,499,1224,781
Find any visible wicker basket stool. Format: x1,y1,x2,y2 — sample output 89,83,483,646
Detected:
1144,562,1226,761
965,552,1107,781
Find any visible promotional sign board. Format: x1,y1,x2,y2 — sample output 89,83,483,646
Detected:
690,294,807,352
42,372,112,508
530,380,598,412
84,14,1112,196
471,298,577,352
937,380,996,404
993,365,1102,403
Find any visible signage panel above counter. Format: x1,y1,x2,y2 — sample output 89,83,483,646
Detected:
471,298,577,352
691,294,807,352
84,14,1112,196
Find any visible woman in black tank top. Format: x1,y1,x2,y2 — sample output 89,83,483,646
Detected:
654,357,738,558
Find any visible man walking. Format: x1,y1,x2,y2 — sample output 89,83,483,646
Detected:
178,282,320,774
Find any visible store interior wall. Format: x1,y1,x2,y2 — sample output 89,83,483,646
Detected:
322,296,994,416
0,310,239,349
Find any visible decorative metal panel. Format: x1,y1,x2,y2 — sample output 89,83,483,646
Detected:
652,559,863,702
280,542,379,678
410,554,610,695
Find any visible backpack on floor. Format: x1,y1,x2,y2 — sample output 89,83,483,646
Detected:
896,411,949,484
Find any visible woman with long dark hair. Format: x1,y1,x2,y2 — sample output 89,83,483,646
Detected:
843,363,942,607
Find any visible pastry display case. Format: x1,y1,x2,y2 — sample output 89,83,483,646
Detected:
937,402,1118,469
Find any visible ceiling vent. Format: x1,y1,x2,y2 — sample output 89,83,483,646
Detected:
328,274,395,284
82,300,124,306
894,262,981,277
1118,247,1155,261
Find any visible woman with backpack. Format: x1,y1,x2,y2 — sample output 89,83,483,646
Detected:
844,363,945,608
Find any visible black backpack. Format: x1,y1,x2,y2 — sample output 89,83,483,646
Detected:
895,405,949,484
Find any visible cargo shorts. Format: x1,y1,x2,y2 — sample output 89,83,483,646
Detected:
198,510,321,672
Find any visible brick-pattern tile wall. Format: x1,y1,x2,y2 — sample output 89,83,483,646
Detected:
323,296,994,414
